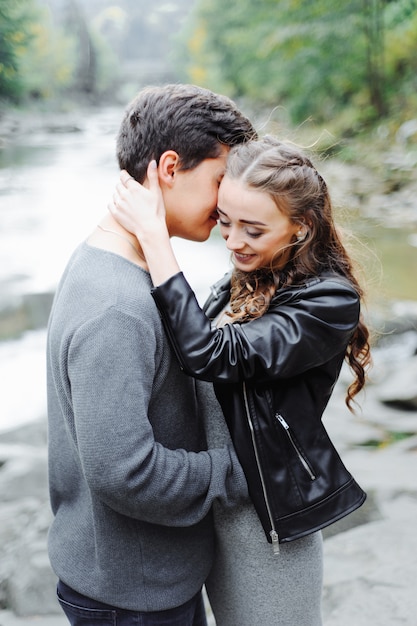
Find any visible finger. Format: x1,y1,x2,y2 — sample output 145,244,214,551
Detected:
113,191,121,207
146,160,160,192
120,170,134,187
115,181,130,199
115,182,124,196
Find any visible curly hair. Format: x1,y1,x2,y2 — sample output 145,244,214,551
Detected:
224,136,371,411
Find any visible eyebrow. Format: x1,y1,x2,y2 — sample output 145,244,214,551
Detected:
217,208,267,227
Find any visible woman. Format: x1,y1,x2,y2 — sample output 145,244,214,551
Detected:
109,136,371,625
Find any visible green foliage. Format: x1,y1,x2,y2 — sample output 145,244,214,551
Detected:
385,0,417,25
0,0,36,101
177,0,417,130
0,0,120,107
17,7,78,101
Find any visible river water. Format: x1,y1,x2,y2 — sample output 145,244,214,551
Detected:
0,107,231,432
0,107,416,432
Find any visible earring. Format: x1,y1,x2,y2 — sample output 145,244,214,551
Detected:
296,231,306,242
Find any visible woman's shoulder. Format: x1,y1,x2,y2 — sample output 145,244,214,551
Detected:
282,271,357,296
271,271,360,314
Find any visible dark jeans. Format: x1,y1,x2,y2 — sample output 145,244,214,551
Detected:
57,580,208,626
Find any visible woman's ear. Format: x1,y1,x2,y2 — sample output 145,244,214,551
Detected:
158,151,180,187
295,221,309,242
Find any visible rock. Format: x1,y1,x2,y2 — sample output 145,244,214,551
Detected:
0,291,54,340
0,499,57,616
342,324,417,417
0,421,49,503
0,420,47,447
376,355,417,409
7,507,59,617
396,119,417,146
322,513,417,625
333,431,417,494
0,446,48,502
0,420,60,616
0,499,41,608
0,611,67,625
370,308,417,338
322,489,382,540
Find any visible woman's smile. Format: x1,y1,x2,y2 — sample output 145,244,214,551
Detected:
233,251,256,265
218,176,299,271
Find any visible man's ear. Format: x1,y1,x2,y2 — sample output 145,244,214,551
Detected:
158,151,180,187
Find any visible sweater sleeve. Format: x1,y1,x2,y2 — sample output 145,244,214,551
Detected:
67,306,247,526
151,272,360,383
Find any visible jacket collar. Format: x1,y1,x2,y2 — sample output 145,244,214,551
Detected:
204,269,352,317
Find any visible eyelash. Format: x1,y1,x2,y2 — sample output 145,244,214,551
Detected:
219,220,263,239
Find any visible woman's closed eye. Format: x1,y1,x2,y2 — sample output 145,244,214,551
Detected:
219,220,263,239
246,230,263,239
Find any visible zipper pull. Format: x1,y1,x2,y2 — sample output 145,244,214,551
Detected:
276,413,289,429
270,530,280,555
210,284,219,299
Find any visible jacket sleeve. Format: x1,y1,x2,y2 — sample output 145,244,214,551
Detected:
151,272,360,383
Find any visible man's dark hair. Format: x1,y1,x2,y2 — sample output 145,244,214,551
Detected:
116,84,257,183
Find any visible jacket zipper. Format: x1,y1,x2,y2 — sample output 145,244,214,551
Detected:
243,383,280,555
275,414,316,480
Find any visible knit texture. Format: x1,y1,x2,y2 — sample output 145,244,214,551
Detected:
46,242,248,612
197,378,323,626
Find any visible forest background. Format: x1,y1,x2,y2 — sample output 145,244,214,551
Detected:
1,0,416,147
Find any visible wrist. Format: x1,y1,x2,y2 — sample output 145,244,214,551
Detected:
136,220,169,247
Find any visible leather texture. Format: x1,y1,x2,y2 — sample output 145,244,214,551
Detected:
151,271,366,544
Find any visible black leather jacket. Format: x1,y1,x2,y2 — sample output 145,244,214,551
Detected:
152,271,366,553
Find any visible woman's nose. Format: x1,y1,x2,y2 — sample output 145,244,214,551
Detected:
224,229,244,250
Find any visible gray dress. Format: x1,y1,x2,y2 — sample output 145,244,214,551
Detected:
196,380,323,626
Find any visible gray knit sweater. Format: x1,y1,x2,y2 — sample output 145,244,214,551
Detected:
46,242,247,612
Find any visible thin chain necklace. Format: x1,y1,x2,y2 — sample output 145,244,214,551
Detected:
97,224,146,263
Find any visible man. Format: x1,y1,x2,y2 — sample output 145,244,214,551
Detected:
47,84,256,625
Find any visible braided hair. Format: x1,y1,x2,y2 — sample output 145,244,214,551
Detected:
224,136,371,410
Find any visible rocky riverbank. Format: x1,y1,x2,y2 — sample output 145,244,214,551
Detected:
0,306,417,624
319,313,417,625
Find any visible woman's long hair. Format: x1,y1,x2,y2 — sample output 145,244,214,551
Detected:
224,136,371,411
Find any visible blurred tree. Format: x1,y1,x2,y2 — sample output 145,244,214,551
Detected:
0,0,37,101
0,0,122,106
86,0,198,89
1,0,199,108
361,0,387,116
178,0,415,126
62,0,98,97
384,0,417,119
17,4,77,101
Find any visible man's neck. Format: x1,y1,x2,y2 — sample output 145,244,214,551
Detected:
91,216,148,269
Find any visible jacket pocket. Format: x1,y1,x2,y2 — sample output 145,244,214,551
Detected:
275,413,316,481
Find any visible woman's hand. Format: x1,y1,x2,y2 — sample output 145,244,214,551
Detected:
108,161,167,239
108,161,180,285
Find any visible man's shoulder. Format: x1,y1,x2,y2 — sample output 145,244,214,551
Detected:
52,244,160,331
60,243,152,294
